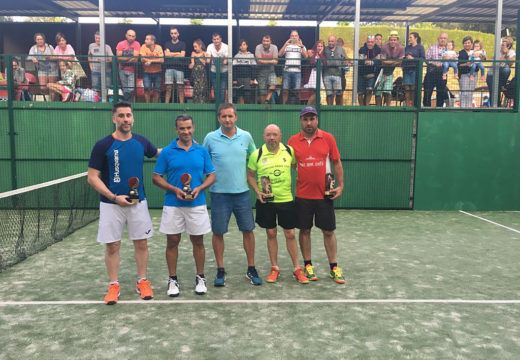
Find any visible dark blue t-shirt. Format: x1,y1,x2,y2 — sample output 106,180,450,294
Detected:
88,133,157,203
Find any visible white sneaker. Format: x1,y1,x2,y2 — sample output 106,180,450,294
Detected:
195,275,207,295
167,278,179,297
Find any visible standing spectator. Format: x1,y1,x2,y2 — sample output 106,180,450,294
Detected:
278,30,308,105
140,34,164,103
403,32,425,107
457,36,476,108
202,103,262,287
247,124,309,284
47,60,77,101
232,39,256,104
206,33,229,103
255,34,278,104
357,35,381,106
486,37,515,107
152,114,216,297
336,38,352,96
189,39,208,104
287,106,345,284
163,27,186,104
88,31,114,93
323,35,346,105
27,33,58,100
375,31,404,106
116,29,141,101
54,32,75,61
423,32,448,107
303,40,326,105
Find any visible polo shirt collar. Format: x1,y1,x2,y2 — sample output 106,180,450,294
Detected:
261,143,288,155
218,126,240,139
171,138,195,151
298,128,324,141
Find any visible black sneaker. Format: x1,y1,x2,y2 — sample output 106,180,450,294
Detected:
214,268,226,287
246,267,262,285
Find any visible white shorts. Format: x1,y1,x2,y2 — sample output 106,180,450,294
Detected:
159,205,211,236
97,200,154,244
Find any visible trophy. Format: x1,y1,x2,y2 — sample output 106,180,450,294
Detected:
261,176,274,202
181,173,194,200
324,173,335,199
127,177,140,204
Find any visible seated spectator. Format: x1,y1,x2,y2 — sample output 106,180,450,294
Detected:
486,37,515,107
140,34,164,103
116,29,140,101
27,33,58,100
47,60,77,101
442,40,459,80
278,30,307,104
189,39,209,104
255,34,278,104
88,31,113,93
324,34,346,105
233,39,256,104
403,32,425,107
6,58,29,100
357,35,381,106
375,31,404,106
303,40,325,105
163,27,186,104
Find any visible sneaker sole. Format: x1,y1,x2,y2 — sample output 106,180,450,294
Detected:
246,276,262,285
330,275,345,284
195,290,207,295
105,292,120,305
136,289,153,300
168,292,180,297
294,277,310,284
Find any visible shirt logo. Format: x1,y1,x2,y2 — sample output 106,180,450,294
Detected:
113,149,121,183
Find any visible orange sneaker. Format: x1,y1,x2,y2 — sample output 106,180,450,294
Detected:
266,266,280,283
104,283,120,305
293,268,309,284
136,279,154,300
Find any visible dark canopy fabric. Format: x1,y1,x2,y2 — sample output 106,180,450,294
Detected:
0,0,518,24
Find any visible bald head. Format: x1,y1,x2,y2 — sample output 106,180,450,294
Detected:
263,124,282,152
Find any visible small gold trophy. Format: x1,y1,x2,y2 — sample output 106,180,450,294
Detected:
324,173,335,199
261,176,274,202
127,177,140,204
181,173,194,200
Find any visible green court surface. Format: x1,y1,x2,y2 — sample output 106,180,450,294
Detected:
1,210,520,359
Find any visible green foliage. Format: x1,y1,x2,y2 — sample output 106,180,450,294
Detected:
338,21,350,27
190,19,204,25
118,18,133,24
267,20,277,26
320,25,497,55
24,17,68,23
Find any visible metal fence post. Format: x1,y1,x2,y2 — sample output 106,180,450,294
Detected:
112,55,119,103
6,54,17,189
316,58,322,115
215,58,221,109
414,59,423,109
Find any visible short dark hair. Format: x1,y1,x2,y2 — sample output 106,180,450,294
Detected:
212,32,221,39
146,34,156,43
175,114,193,127
55,32,66,44
170,27,178,32
217,103,236,117
262,34,271,40
462,36,473,45
34,32,46,42
375,33,382,38
112,101,132,113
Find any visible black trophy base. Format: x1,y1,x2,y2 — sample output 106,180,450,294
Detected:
262,195,274,202
183,193,194,200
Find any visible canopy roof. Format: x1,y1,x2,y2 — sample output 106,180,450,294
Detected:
0,0,518,25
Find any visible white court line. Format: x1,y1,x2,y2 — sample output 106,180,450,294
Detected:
459,210,520,234
1,299,520,306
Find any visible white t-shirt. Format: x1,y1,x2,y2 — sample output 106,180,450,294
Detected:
206,43,229,73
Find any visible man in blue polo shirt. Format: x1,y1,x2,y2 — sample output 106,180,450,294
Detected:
88,101,160,305
153,114,215,296
203,103,262,286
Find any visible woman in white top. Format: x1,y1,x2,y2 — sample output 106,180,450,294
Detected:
486,37,516,107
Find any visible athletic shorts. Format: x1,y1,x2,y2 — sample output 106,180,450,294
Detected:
374,74,394,96
257,71,277,96
255,200,296,230
159,205,211,236
294,197,336,231
97,200,153,243
210,191,255,235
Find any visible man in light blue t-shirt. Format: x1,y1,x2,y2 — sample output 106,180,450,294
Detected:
203,103,262,287
153,114,215,297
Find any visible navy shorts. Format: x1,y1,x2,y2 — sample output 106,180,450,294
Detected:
210,191,255,235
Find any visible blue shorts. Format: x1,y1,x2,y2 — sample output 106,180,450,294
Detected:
210,191,255,235
403,70,416,86
357,75,376,94
143,72,162,90
282,71,301,90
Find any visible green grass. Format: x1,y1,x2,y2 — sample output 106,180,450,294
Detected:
1,210,520,359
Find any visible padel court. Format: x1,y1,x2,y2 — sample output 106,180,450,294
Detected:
1,209,519,359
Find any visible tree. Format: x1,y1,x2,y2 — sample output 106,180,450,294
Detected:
338,21,350,27
267,20,277,26
25,17,68,22
118,18,133,24
190,19,203,25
